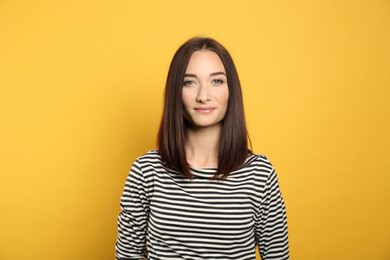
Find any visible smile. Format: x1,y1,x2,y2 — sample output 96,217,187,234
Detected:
194,107,215,113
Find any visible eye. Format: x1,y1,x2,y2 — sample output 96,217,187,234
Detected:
183,80,196,86
211,79,224,85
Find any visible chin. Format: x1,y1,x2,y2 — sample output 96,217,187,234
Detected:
190,122,222,129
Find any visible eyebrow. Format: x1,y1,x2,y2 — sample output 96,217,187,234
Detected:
184,72,226,78
210,72,226,77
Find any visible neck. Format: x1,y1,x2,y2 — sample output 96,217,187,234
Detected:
185,124,222,169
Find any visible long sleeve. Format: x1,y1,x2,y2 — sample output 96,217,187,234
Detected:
256,168,290,259
115,159,150,260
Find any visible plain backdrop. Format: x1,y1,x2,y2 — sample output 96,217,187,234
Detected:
0,0,389,259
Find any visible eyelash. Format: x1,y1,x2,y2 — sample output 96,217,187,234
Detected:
212,79,224,84
183,79,225,86
183,80,195,86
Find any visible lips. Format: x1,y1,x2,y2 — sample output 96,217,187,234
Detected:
194,107,215,113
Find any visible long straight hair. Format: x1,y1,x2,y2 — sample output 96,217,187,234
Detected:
157,37,252,179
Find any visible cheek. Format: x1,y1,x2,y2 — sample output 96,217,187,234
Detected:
181,92,190,108
181,93,192,121
219,87,229,106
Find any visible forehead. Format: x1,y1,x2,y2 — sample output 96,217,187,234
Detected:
185,50,226,73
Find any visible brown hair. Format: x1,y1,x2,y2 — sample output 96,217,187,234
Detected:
157,37,252,179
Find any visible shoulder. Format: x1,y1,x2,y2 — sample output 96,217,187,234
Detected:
239,153,280,183
136,149,161,163
131,150,164,174
127,150,161,186
242,153,274,173
228,153,276,182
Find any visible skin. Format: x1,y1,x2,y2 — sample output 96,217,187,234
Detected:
182,50,229,168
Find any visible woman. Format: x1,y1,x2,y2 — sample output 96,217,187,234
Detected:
116,37,289,259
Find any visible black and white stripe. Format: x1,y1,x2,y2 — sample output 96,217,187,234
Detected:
116,150,289,259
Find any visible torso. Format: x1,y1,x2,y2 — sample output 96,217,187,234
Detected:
138,150,273,259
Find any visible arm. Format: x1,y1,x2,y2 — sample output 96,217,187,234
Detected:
116,159,150,260
256,168,290,260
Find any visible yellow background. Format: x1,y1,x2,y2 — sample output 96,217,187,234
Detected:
1,0,389,259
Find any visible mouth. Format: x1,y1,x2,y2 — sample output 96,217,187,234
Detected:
194,107,215,113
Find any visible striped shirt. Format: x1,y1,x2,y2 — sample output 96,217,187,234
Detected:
116,150,289,259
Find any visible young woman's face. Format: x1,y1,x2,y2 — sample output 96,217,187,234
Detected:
182,50,229,129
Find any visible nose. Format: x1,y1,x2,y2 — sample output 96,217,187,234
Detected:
196,84,211,103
